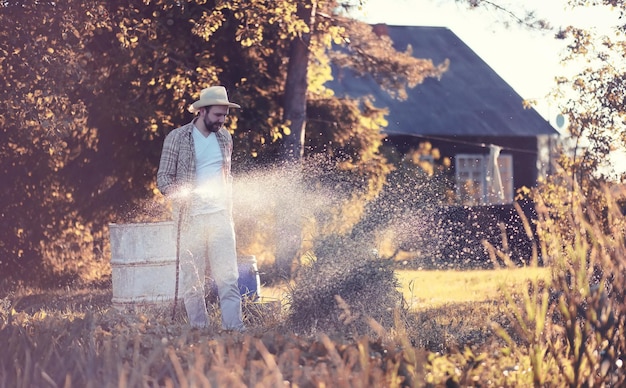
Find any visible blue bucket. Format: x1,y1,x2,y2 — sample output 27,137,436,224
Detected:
237,255,261,299
207,255,260,300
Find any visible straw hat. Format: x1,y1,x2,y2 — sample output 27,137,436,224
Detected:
188,86,241,113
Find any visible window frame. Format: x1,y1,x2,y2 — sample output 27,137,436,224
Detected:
455,153,513,205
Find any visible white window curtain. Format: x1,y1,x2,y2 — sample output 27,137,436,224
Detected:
455,151,513,205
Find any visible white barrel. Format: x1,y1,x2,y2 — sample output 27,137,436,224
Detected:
109,222,262,308
109,222,176,308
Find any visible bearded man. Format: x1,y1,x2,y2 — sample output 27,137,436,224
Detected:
157,86,245,331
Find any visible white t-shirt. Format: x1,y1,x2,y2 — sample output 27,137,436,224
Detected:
191,126,227,215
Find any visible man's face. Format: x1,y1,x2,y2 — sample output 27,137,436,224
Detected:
202,105,229,132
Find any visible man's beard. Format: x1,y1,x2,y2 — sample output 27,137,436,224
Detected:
204,116,222,133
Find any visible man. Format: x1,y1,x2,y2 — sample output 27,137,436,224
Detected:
157,85,244,331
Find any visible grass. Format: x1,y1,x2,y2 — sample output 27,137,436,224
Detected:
0,263,611,386
396,266,551,309
261,266,551,311
4,180,624,386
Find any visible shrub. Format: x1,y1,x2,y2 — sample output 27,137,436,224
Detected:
285,234,406,338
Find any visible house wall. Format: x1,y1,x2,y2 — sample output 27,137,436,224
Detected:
537,134,559,179
385,135,543,191
383,135,545,267
387,136,549,268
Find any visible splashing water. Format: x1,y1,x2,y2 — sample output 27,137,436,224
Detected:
113,154,539,335
121,154,536,295
133,153,533,273
231,158,353,275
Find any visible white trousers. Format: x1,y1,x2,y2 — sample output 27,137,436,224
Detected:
178,211,244,330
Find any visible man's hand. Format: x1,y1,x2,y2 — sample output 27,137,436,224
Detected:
168,184,194,200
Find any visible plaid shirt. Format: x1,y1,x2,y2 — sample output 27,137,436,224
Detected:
157,119,233,221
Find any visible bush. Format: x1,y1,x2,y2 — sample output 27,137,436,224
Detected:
285,234,405,338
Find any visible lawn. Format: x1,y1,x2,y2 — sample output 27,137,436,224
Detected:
260,266,551,311
395,266,550,309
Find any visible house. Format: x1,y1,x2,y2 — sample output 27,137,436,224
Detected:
329,24,559,207
328,25,560,266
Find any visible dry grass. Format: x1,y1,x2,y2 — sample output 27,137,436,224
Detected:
0,258,616,387
1,283,429,387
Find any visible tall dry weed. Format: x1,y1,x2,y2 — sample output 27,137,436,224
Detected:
487,182,626,386
424,180,626,387
285,234,405,338
535,183,626,386
0,304,429,387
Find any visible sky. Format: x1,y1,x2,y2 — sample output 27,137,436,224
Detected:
349,0,625,176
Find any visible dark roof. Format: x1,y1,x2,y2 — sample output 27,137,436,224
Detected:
327,25,558,137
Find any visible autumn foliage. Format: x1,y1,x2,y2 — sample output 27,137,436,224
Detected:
0,0,444,285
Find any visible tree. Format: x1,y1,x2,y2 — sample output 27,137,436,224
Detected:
281,1,316,161
554,1,626,186
1,0,226,283
1,1,110,282
0,0,446,284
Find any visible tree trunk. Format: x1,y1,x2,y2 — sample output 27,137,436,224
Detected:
280,1,315,161
274,1,316,278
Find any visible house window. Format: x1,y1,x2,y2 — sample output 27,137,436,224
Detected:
455,152,513,205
